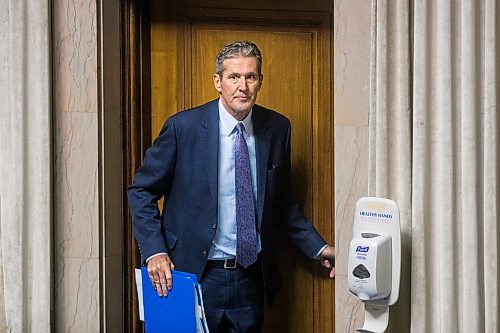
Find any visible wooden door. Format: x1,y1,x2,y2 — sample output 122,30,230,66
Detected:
148,1,334,332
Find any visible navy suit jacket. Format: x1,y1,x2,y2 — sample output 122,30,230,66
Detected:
127,99,326,304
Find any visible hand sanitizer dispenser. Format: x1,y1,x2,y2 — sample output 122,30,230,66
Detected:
348,197,401,333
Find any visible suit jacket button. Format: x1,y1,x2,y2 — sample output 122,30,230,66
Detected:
203,249,207,255
212,224,217,229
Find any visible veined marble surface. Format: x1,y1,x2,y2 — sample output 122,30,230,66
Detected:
55,112,99,260
334,125,369,332
53,0,97,114
0,1,52,331
53,0,100,331
334,0,372,332
55,257,100,332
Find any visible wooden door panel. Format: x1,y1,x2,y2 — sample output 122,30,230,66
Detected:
149,2,333,332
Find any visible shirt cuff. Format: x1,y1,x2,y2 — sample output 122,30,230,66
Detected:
146,252,168,263
313,244,328,260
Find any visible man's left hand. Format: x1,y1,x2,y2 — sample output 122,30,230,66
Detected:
318,245,336,278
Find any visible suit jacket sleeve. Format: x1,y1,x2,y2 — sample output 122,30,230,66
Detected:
127,117,177,260
272,122,327,259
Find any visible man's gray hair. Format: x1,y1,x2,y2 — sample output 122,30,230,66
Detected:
215,41,262,76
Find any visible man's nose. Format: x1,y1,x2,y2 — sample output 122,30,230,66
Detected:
238,77,248,91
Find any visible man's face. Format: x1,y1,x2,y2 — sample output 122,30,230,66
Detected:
213,56,263,120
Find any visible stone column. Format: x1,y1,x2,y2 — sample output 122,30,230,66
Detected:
0,1,52,331
334,0,372,331
53,0,100,331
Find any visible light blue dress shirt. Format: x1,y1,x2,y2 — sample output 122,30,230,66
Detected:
208,100,261,259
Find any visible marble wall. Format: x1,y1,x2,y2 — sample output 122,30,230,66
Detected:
53,0,100,331
0,1,52,331
334,0,372,331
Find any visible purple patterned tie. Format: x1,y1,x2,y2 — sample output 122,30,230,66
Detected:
235,122,258,268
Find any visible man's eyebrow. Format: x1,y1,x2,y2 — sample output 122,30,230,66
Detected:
226,71,258,76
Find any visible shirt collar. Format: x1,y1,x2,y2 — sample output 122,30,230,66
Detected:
218,99,254,136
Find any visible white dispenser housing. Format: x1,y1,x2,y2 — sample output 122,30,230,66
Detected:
348,233,392,301
348,197,401,333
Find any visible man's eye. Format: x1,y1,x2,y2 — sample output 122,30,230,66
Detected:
229,75,238,80
247,75,257,82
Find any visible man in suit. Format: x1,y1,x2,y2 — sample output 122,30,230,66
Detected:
128,41,335,333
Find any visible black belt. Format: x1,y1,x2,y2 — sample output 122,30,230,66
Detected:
207,258,238,269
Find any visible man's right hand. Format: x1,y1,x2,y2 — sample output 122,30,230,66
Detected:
147,254,175,297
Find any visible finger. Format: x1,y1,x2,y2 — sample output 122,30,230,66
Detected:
148,270,156,287
153,281,161,296
148,259,160,283
148,265,161,290
322,259,331,268
162,269,170,296
159,278,168,297
330,266,336,279
164,264,173,292
153,272,164,296
156,261,172,297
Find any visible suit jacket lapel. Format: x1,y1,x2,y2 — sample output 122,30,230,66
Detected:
252,105,272,228
200,100,220,202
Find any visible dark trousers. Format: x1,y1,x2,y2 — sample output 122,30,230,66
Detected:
201,261,264,333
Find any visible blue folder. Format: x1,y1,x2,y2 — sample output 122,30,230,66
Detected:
140,267,209,333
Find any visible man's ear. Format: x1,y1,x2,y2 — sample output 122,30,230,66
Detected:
213,74,222,93
253,73,263,93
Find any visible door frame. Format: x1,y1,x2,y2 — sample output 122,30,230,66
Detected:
112,1,335,332
121,0,152,331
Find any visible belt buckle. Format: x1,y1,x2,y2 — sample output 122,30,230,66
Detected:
224,259,237,269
